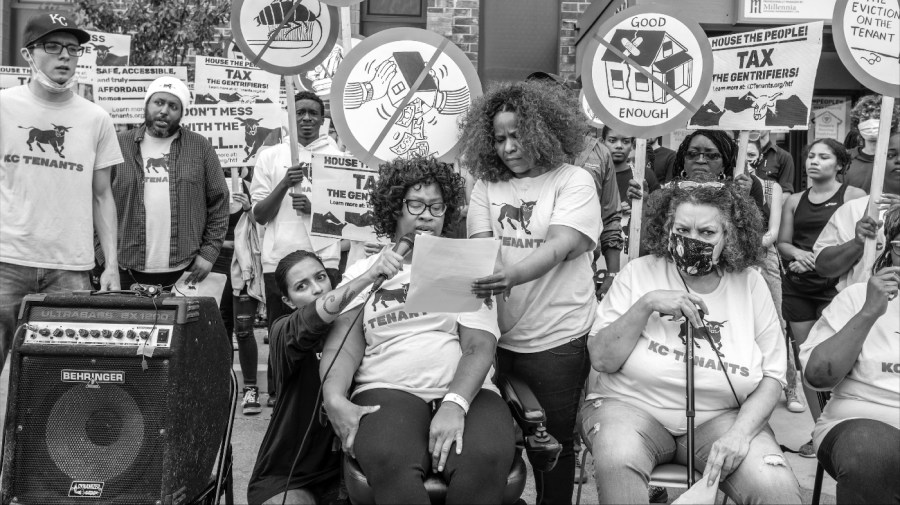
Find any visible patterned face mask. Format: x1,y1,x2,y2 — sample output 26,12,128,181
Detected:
668,233,718,276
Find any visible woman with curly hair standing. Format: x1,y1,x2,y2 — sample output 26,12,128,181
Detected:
321,156,515,504
581,183,801,504
459,80,602,504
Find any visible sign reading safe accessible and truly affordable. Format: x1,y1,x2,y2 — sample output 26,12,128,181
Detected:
689,22,823,130
94,66,188,123
309,153,379,242
76,30,132,85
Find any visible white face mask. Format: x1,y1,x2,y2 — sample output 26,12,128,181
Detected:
858,118,881,142
24,51,78,94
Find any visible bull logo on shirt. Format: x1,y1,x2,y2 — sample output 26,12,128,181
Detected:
372,283,409,310
18,124,71,158
145,155,169,174
493,200,537,235
678,318,727,357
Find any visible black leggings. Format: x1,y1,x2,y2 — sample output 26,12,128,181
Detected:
353,388,516,505
818,418,900,504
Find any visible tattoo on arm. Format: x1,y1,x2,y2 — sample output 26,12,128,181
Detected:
323,289,358,316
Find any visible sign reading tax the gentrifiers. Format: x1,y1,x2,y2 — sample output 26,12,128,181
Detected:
194,55,281,105
309,153,379,242
689,22,823,130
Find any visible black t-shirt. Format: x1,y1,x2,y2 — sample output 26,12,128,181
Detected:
247,303,340,504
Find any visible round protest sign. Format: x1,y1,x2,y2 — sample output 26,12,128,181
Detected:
580,89,605,128
581,4,713,138
832,0,900,97
330,28,482,166
299,35,363,96
231,0,339,75
320,0,363,6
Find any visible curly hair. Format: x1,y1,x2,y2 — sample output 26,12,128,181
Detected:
673,130,737,180
369,155,466,239
807,138,852,175
873,205,900,273
850,94,900,133
643,182,764,272
458,80,587,182
293,90,325,115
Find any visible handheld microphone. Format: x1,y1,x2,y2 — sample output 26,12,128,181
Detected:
371,232,416,291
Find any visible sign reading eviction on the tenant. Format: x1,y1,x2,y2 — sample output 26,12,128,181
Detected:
181,103,283,167
689,22,823,130
94,66,188,123
309,153,379,241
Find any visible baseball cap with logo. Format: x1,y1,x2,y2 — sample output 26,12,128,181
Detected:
23,13,90,48
144,76,191,109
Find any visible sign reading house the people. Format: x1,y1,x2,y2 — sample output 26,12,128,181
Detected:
0,66,30,90
581,4,713,139
308,153,379,241
94,66,187,124
688,22,824,130
194,56,281,105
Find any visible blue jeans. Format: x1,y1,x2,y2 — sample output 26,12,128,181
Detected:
0,262,91,373
496,335,590,505
579,398,801,504
818,418,900,504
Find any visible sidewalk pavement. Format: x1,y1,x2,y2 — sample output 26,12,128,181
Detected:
0,328,836,504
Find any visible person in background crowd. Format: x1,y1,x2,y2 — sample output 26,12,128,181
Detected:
843,95,900,197
322,157,515,504
746,139,802,414
581,183,801,504
750,129,795,194
106,76,228,288
602,126,660,203
460,80,601,505
800,205,900,505
251,91,343,408
248,247,402,505
0,13,122,373
778,138,866,456
649,136,677,184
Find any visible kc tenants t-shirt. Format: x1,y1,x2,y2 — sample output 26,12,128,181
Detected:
467,163,601,352
0,85,123,270
800,282,899,452
341,254,501,402
140,133,183,272
587,255,786,435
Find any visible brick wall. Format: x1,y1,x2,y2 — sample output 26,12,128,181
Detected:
559,0,593,80
426,0,479,67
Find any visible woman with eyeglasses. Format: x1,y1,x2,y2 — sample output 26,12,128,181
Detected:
800,205,900,505
459,80,602,504
581,182,801,504
778,139,866,455
320,156,516,504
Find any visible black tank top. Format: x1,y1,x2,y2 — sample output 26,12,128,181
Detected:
784,182,848,293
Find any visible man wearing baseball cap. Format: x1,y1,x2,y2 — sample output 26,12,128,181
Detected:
0,12,123,373
104,76,229,289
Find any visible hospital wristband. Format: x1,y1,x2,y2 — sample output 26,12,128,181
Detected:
441,393,470,415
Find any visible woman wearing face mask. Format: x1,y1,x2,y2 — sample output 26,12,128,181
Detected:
580,183,801,504
778,139,866,454
844,95,900,196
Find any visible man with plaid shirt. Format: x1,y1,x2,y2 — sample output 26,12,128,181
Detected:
106,76,229,287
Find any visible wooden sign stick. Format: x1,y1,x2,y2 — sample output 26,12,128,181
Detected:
734,131,749,177
284,75,304,215
628,138,647,263
862,96,894,269
341,6,352,53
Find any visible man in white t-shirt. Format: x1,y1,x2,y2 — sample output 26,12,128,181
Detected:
250,90,341,405
107,77,229,288
0,13,123,372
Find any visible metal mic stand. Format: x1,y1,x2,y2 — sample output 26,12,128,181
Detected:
685,322,696,487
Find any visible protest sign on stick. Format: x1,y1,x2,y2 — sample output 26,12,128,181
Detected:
309,153,379,242
688,22,823,131
734,130,750,177
194,56,281,105
94,66,188,123
629,138,647,262
182,102,283,167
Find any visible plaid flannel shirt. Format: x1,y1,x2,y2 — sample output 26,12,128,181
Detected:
109,125,229,271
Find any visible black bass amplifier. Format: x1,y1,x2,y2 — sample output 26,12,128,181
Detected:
1,293,232,505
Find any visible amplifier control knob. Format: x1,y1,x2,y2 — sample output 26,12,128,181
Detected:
113,329,124,339
89,330,101,338
52,328,64,338
39,328,51,336
101,329,112,338
64,328,75,338
126,330,136,339
138,331,150,339
78,329,89,338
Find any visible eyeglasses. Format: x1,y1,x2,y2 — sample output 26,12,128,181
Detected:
29,42,85,56
891,240,900,255
685,150,723,161
675,181,725,190
403,199,447,217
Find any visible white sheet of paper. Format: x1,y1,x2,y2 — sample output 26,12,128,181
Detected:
405,236,500,313
172,272,227,307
